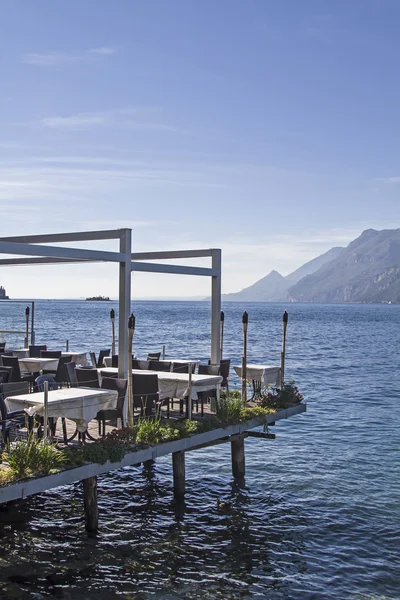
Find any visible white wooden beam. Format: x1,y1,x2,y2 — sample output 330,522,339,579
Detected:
0,257,89,266
118,229,132,393
131,261,216,276
0,241,124,263
0,229,122,244
131,249,213,260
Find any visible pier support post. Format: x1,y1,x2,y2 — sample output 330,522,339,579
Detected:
172,451,185,499
231,435,245,482
83,476,99,533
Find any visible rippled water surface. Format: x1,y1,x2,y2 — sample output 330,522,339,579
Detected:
0,301,399,599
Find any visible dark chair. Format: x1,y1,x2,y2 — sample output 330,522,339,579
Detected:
75,368,100,388
65,362,78,387
172,362,196,374
40,350,62,359
0,352,13,366
29,344,47,358
0,343,5,354
209,359,230,392
149,360,171,372
97,349,111,368
0,366,13,384
194,364,221,416
35,375,58,391
1,355,35,384
147,352,161,361
132,359,149,370
132,373,169,417
97,377,128,436
0,382,28,445
43,355,72,385
111,354,136,368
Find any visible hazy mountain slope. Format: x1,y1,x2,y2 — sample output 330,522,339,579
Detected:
288,229,400,303
222,246,343,302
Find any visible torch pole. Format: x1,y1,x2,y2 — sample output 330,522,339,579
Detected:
110,309,116,356
66,340,69,352
242,311,248,403
127,314,135,424
24,306,30,349
43,380,49,441
281,311,288,388
220,311,224,361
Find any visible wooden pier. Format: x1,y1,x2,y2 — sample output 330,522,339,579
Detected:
0,404,305,532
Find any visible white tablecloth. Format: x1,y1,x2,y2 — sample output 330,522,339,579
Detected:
233,364,281,387
6,387,118,432
13,350,88,366
18,357,59,373
103,357,200,371
99,367,222,400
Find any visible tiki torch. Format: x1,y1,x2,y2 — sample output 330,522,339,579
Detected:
24,306,29,349
281,311,288,388
241,311,248,403
220,310,225,360
127,313,135,423
110,308,116,355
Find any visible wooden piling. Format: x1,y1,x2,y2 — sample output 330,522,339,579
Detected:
172,450,185,499
83,476,99,532
231,435,245,481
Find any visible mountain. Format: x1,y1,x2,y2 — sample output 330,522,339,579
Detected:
289,229,400,303
222,247,343,302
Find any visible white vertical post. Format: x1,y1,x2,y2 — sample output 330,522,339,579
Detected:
118,229,132,385
162,344,166,360
211,249,221,366
43,380,49,440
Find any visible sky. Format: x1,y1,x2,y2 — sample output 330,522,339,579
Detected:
0,0,399,299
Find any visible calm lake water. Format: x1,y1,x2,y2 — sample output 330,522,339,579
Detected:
0,300,399,600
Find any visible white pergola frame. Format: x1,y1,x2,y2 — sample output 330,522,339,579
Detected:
0,229,222,379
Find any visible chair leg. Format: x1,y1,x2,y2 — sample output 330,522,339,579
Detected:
102,419,106,438
98,420,101,436
166,399,170,419
201,398,204,417
62,418,68,445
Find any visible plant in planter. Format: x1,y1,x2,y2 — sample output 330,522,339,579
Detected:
260,381,304,410
3,435,66,479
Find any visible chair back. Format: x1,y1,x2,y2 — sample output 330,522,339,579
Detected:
172,362,195,374
99,369,118,379
0,343,5,354
90,352,97,368
218,359,230,386
101,377,128,412
149,360,171,372
65,362,78,387
55,355,72,383
1,381,30,398
35,375,58,392
198,364,220,376
75,368,100,388
40,350,62,358
0,366,13,384
132,359,149,370
111,354,118,368
97,349,111,367
1,356,22,381
29,345,47,358
132,373,159,411
147,352,161,361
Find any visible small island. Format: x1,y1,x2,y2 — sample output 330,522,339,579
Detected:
85,296,111,301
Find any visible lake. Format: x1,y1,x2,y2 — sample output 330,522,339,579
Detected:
0,300,399,599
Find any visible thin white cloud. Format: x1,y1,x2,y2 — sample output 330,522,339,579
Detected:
41,115,107,129
22,47,117,66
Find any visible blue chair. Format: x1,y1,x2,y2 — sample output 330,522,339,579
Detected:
35,375,58,392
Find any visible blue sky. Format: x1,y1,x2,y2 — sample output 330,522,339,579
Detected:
0,0,399,298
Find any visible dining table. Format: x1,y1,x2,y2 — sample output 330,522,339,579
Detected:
233,363,281,399
99,367,222,401
12,349,88,366
5,386,118,433
102,357,200,371
18,357,60,374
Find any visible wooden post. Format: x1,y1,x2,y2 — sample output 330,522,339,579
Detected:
231,434,245,482
220,311,224,360
162,344,166,360
43,380,49,440
172,450,185,499
281,311,288,388
187,363,192,420
110,309,116,356
127,314,135,423
242,312,248,403
24,306,29,348
83,476,99,532
66,339,69,352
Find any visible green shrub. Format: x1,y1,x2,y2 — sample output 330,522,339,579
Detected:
3,435,66,478
216,394,243,424
260,381,304,410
